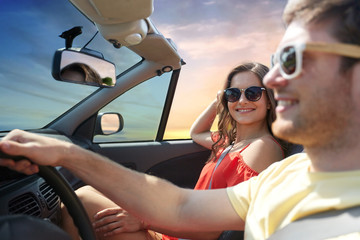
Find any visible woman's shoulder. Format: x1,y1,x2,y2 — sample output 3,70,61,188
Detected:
248,135,283,154
240,135,285,173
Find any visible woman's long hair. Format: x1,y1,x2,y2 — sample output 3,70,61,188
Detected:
208,62,287,162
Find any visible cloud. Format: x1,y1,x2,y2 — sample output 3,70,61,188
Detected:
203,1,216,6
157,18,284,62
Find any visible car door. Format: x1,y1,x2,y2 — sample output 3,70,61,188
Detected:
81,69,210,189
49,61,210,190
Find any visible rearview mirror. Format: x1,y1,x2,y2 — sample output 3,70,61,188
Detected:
52,48,116,87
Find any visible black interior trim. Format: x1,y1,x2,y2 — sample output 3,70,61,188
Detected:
156,68,181,141
38,166,96,240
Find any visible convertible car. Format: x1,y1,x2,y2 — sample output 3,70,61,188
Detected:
0,0,311,240
0,0,222,239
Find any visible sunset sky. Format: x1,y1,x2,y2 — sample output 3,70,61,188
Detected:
1,0,288,140
150,0,288,138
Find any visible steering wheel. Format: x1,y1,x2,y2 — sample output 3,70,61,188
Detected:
38,166,96,240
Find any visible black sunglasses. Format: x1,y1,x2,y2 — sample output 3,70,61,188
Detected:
224,86,265,102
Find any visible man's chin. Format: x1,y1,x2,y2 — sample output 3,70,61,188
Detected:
271,119,297,142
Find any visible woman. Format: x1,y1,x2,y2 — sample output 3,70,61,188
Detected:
159,62,286,240
189,62,285,191
61,62,286,240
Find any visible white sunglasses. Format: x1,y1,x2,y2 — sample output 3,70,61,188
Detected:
271,42,360,79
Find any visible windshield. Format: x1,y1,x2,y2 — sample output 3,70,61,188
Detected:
0,0,141,131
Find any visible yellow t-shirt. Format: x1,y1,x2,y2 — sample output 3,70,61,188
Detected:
227,153,360,240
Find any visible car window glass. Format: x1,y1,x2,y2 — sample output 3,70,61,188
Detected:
93,72,172,143
0,0,141,131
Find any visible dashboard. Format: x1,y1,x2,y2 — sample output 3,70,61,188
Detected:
0,130,87,226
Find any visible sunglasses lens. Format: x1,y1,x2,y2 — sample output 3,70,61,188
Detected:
280,46,296,75
245,87,263,101
224,88,240,102
225,87,264,102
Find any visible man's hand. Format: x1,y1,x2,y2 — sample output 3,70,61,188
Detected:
93,207,146,237
0,129,71,175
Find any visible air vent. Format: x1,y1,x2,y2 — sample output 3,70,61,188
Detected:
8,193,41,216
39,182,59,210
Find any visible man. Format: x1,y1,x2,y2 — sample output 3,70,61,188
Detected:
1,0,360,239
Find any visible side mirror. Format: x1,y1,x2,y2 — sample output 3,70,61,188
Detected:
95,112,124,135
52,48,116,87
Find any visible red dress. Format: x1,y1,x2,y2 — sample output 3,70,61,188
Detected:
193,143,256,190
162,142,262,240
193,134,284,190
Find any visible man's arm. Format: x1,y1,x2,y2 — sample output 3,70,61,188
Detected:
0,129,244,233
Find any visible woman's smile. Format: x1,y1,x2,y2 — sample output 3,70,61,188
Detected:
235,108,255,113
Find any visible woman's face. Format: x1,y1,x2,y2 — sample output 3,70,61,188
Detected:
227,71,269,126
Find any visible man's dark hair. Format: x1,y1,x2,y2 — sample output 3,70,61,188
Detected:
283,0,360,72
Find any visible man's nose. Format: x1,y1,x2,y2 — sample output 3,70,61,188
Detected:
264,64,289,90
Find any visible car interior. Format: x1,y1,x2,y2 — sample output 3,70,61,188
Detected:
0,1,213,239
0,0,305,239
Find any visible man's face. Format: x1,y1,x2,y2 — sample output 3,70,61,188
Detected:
264,20,353,148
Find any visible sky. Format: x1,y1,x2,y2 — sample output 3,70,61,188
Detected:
0,0,288,139
150,0,288,138
0,0,135,130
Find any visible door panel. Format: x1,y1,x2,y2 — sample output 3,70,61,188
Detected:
91,140,210,188
147,150,210,188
